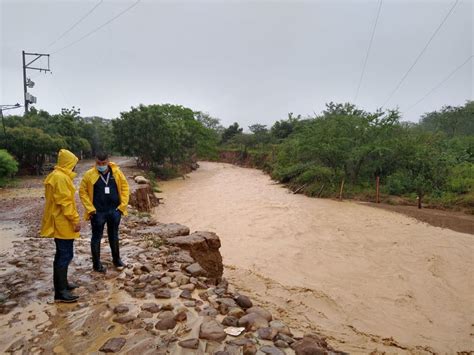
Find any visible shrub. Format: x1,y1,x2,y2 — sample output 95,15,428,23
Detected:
0,150,19,186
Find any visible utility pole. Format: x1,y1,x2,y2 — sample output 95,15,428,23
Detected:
22,51,51,114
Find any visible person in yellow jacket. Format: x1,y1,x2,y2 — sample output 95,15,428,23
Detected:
40,149,81,303
79,152,129,273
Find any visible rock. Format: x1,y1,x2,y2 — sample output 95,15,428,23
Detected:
218,298,238,308
113,315,135,324
228,307,245,319
141,264,153,273
246,306,272,322
199,319,227,342
270,320,292,336
99,338,126,353
179,289,193,300
174,311,187,322
222,316,239,327
168,231,223,279
274,340,289,348
155,318,177,330
291,334,329,355
276,333,295,345
168,281,178,288
135,223,190,239
243,343,258,355
179,283,195,291
224,326,245,337
258,327,279,341
134,176,150,184
161,304,174,311
238,313,269,331
178,338,200,350
138,311,153,319
185,263,206,277
154,289,172,299
235,294,253,309
199,308,219,317
160,276,172,284
158,310,175,319
174,273,190,286
141,303,160,313
260,345,286,355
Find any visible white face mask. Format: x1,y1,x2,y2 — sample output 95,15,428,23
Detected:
97,165,108,173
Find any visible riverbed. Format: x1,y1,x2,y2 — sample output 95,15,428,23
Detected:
155,161,474,353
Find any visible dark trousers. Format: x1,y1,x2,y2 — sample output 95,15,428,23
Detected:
54,238,74,268
91,209,122,247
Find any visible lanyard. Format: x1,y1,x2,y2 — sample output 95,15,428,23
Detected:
99,172,110,186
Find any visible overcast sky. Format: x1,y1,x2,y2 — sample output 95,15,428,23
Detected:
1,0,472,128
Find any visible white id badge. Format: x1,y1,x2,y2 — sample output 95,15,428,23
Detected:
105,187,110,194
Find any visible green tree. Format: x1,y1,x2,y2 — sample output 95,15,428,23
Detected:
0,150,18,186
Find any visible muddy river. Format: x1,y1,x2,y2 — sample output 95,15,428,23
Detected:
155,161,474,353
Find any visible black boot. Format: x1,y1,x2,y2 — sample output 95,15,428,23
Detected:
91,241,106,273
65,266,78,290
110,238,125,269
54,267,79,303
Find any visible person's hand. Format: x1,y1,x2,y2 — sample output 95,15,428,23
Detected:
74,223,81,232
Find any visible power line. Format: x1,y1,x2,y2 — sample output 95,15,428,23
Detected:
404,55,473,112
44,0,104,51
382,0,459,107
354,0,383,102
52,0,141,55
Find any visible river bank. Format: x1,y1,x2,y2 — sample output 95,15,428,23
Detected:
155,161,474,354
0,158,342,354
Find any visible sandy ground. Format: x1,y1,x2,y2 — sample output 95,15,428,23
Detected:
155,161,474,354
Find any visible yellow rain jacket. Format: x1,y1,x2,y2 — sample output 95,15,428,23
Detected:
40,149,80,239
79,162,130,220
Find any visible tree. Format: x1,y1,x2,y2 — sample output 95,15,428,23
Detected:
221,122,243,143
0,150,18,186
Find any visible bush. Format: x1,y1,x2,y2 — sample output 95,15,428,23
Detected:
0,150,19,186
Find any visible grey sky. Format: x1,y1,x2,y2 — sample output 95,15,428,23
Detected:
1,0,472,129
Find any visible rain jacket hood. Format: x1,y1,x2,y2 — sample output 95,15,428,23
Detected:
40,149,80,239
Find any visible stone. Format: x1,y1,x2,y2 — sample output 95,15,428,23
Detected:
243,343,258,355
168,231,223,279
222,316,239,327
235,294,253,309
158,310,175,319
291,335,329,355
137,311,153,319
238,313,269,331
260,345,286,355
141,303,160,313
135,223,190,239
113,315,135,324
269,320,292,336
141,264,153,273
155,318,177,330
258,327,279,341
179,289,193,300
274,340,289,348
199,319,227,342
228,307,245,319
99,337,126,353
178,338,200,350
246,306,272,322
174,311,187,322
154,289,172,299
199,308,219,317
276,333,295,345
218,298,238,308
185,263,206,277
134,176,150,184
168,281,178,288
174,273,190,286
179,283,195,291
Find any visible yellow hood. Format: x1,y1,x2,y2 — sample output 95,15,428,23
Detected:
52,149,78,179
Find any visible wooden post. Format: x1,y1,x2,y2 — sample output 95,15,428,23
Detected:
339,178,345,201
376,175,380,203
417,195,422,209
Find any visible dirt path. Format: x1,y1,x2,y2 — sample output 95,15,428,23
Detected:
155,161,474,354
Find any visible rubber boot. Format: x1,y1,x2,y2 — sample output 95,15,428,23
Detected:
54,267,79,303
65,265,78,290
91,241,106,273
110,238,125,270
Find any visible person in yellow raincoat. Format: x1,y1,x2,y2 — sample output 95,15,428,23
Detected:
40,149,81,303
79,152,129,273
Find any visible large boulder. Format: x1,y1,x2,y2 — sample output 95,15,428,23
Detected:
135,223,190,239
168,231,223,280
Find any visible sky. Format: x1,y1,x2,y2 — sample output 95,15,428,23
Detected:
1,0,472,129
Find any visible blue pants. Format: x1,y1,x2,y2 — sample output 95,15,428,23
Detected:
91,209,121,247
54,238,74,269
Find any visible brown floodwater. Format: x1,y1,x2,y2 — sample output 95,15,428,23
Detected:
155,161,474,354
